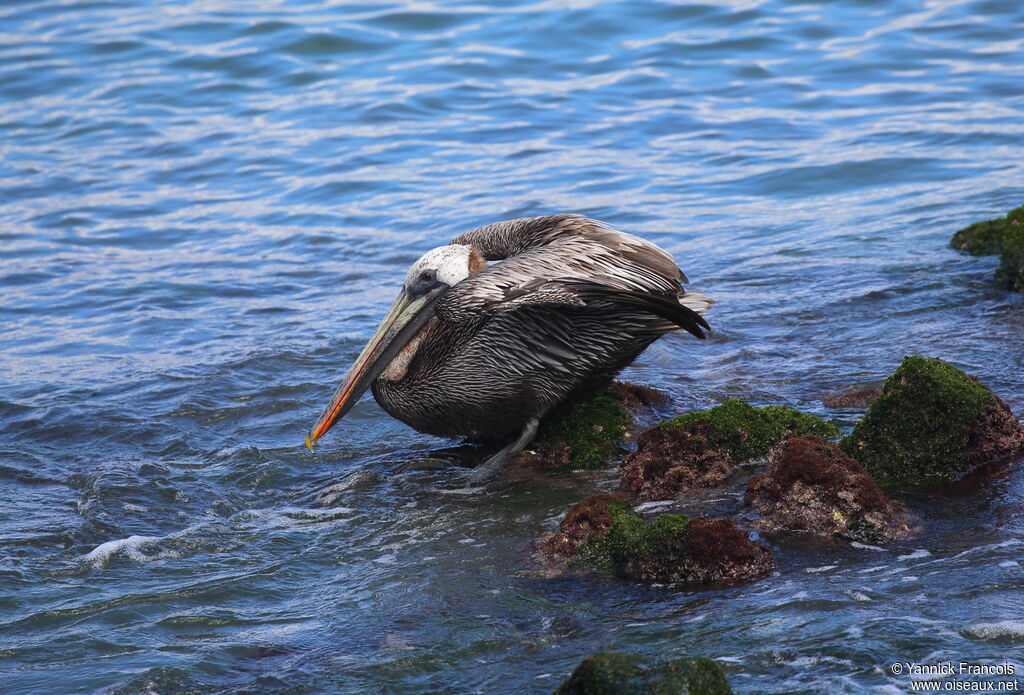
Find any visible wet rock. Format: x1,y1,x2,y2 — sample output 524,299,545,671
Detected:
998,222,1024,291
611,381,670,415
554,652,734,695
620,420,734,498
538,493,625,565
951,205,1022,255
526,383,667,470
821,385,883,409
950,205,1024,291
561,498,774,585
841,356,1024,485
620,400,840,500
745,434,911,543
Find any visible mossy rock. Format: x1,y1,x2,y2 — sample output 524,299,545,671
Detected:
996,222,1024,291
841,356,1024,485
950,205,1024,291
746,434,911,543
538,493,626,565
554,652,733,695
571,500,688,574
621,401,840,500
570,501,773,584
658,400,840,462
531,387,631,469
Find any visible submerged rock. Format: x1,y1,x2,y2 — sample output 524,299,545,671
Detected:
950,205,1024,291
542,496,774,585
525,383,667,470
841,356,1024,485
620,400,840,500
745,434,911,543
821,385,883,409
554,652,734,695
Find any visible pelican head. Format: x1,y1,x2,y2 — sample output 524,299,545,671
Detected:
304,244,474,450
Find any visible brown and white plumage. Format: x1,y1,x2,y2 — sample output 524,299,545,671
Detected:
305,214,712,476
438,215,707,321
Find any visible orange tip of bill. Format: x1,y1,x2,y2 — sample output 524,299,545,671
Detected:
304,432,315,451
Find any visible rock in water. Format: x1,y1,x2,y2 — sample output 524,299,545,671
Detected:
538,493,626,565
999,221,1024,291
540,495,774,585
620,400,840,500
950,205,1024,291
821,385,883,409
841,356,1024,485
554,652,734,695
745,434,911,543
525,383,667,470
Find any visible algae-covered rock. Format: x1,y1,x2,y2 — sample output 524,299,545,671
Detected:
538,493,625,565
554,652,733,695
950,205,1024,291
997,222,1024,291
950,206,1023,255
529,387,632,469
527,383,667,470
746,434,911,543
566,499,774,584
841,356,1024,485
620,400,840,500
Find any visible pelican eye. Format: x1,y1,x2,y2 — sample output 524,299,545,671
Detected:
419,269,436,283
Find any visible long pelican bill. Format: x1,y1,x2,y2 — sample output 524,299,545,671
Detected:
305,289,439,450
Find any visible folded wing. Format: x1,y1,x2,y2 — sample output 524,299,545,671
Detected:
435,214,712,338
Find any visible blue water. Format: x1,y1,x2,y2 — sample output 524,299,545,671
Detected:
3,1,1024,693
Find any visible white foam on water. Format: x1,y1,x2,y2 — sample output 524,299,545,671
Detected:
851,541,887,552
965,620,1024,641
897,548,930,561
83,535,179,568
318,471,381,505
635,499,677,512
805,564,837,573
859,565,886,573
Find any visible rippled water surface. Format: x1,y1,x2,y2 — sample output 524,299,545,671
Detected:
3,1,1024,693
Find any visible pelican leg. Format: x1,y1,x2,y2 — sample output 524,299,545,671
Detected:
467,417,540,483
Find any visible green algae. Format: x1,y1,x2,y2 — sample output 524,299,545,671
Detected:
554,652,734,695
658,400,840,462
533,387,631,469
950,205,1024,291
951,218,1012,256
840,356,994,485
996,223,1024,291
570,500,689,573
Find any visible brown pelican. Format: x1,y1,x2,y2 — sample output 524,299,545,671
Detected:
305,214,712,479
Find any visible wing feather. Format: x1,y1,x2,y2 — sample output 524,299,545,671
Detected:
436,215,712,335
